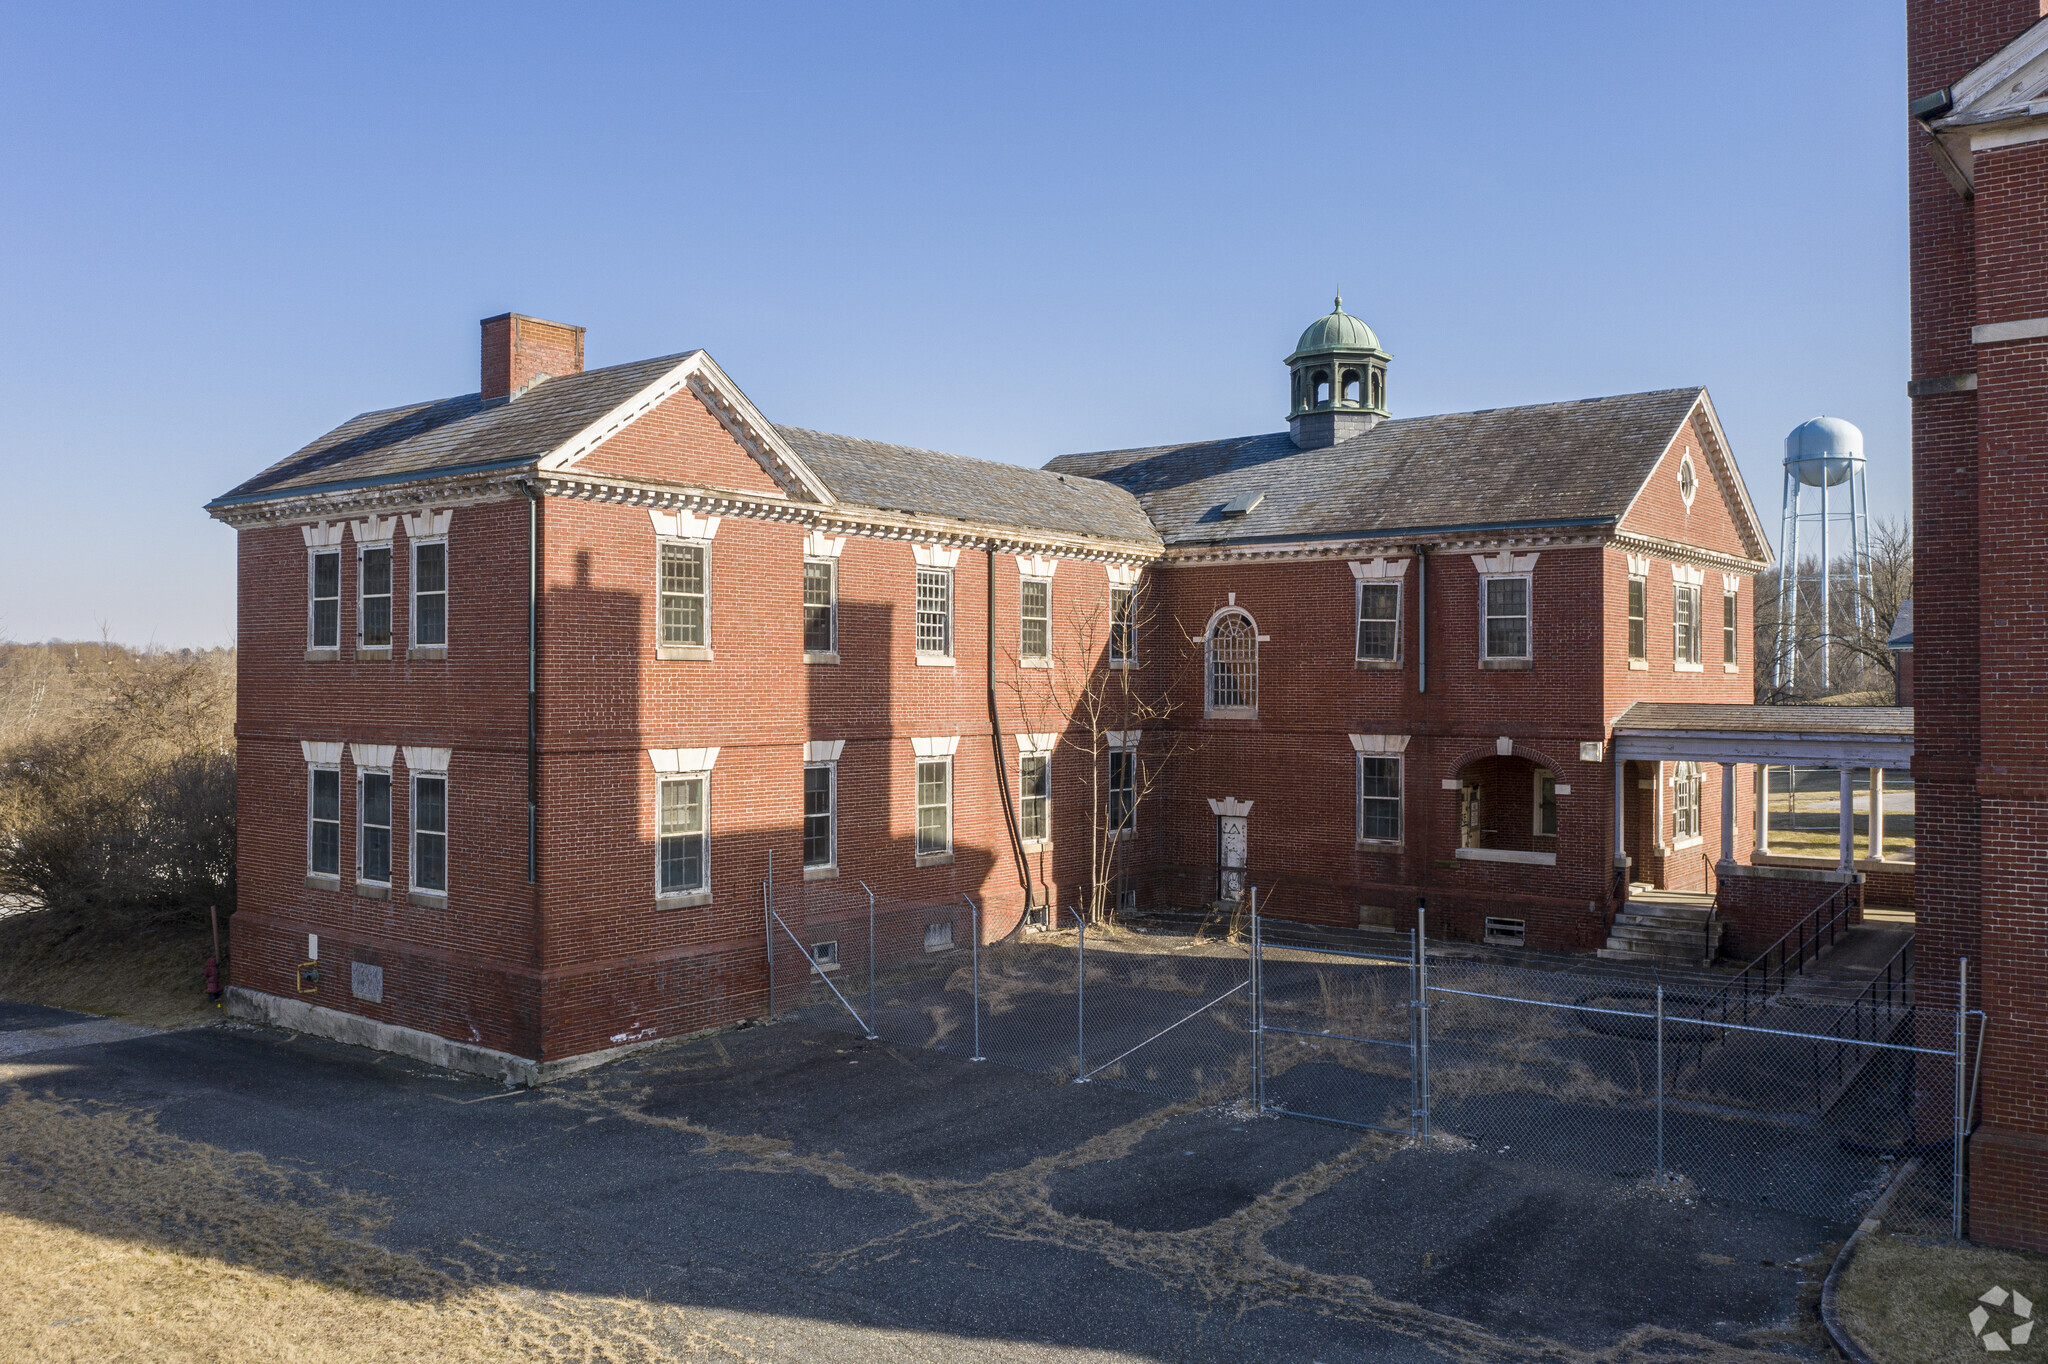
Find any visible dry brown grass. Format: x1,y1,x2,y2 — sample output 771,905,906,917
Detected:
1836,1234,2048,1364
0,905,219,1028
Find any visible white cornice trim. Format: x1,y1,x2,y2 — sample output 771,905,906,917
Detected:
1611,391,1771,569
209,471,526,530
534,351,835,506
1609,530,1765,576
1162,531,1605,566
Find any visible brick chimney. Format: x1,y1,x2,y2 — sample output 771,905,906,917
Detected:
480,313,586,400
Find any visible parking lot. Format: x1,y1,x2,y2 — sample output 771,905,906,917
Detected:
1,1002,1846,1362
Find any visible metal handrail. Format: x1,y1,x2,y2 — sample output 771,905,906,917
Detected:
1701,882,1855,1032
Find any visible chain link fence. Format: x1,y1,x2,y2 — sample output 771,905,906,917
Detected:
761,885,1975,1237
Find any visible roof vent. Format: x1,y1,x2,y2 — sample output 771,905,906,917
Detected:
1220,492,1265,518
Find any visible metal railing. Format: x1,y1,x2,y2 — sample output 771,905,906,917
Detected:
1700,881,1856,1030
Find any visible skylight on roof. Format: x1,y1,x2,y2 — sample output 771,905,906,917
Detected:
1221,492,1265,517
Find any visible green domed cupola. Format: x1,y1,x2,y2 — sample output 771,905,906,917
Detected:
1286,296,1389,449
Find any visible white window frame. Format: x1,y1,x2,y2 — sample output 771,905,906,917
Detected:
1674,582,1703,668
657,773,710,900
357,542,394,651
1479,573,1532,661
1672,762,1703,845
1356,753,1403,845
1627,574,1647,663
657,538,711,656
803,761,837,870
915,756,953,862
1203,603,1261,717
410,770,448,898
1533,767,1557,838
307,762,341,879
1019,576,1051,663
410,537,448,651
308,548,341,651
1355,579,1402,664
1723,586,1738,668
357,766,394,887
1107,741,1138,840
916,568,954,660
1109,585,1135,666
1019,752,1051,845
803,558,837,657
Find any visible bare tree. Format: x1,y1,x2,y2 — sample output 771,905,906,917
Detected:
999,578,1196,926
1753,517,1912,703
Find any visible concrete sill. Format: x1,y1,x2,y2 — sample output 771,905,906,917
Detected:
1627,659,1648,671
305,874,341,891
407,890,446,908
355,647,391,661
1752,852,1909,876
914,851,955,867
1721,858,1860,885
1480,658,1533,671
656,890,712,909
802,865,839,881
1206,707,1257,720
803,651,840,665
812,960,840,974
1674,662,1704,673
1354,659,1402,671
1671,836,1704,851
1454,847,1557,867
656,645,714,662
1723,663,1741,674
408,646,447,662
915,654,955,667
1021,840,1052,853
355,882,390,901
1108,659,1138,670
1356,840,1404,853
1020,657,1051,668
305,648,340,663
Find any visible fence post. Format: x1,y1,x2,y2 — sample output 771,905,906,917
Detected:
1250,886,1262,1112
764,876,775,1022
1954,957,1968,1241
966,895,984,1062
1074,907,1088,1082
863,881,876,1034
1655,984,1666,1185
1410,924,1420,1139
1417,896,1431,1142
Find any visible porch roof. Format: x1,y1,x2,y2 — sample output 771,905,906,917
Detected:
1609,703,1913,768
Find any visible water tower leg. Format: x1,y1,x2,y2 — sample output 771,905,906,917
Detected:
1776,469,1799,691
1819,473,1831,689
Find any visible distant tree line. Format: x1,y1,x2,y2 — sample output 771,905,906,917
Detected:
0,639,235,922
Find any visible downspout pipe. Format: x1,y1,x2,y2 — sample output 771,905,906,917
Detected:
521,481,540,885
986,546,1034,910
1414,545,1428,695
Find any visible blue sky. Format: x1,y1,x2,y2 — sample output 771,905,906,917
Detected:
0,1,1907,647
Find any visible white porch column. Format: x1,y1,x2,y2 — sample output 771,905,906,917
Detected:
1837,766,1855,871
1870,767,1886,861
1755,764,1770,853
1721,762,1737,864
1613,752,1627,864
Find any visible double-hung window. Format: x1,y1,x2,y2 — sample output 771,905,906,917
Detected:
1723,589,1738,665
1481,576,1530,660
309,550,340,651
1357,755,1401,844
803,763,835,868
1108,747,1137,836
1356,581,1400,663
660,543,708,649
658,775,708,895
1627,575,1647,662
1533,768,1557,837
412,773,447,895
412,540,447,649
1019,754,1050,843
1672,763,1702,842
1674,583,1702,666
1019,578,1050,662
1109,586,1134,665
915,758,952,857
359,545,393,649
916,569,952,658
803,560,836,655
359,770,392,885
308,766,341,877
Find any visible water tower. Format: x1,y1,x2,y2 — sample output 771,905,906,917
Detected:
1774,416,1871,691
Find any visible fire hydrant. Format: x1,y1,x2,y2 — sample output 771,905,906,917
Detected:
204,956,222,1006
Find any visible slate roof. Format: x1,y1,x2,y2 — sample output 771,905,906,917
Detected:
1886,600,1913,651
1612,703,1913,736
775,426,1159,547
1043,387,1713,547
210,354,696,506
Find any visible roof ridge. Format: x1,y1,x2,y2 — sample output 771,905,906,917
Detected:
775,424,1123,488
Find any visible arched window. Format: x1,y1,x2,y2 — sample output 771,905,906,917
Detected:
1208,610,1257,712
1341,370,1361,404
1370,370,1383,408
1672,763,1702,841
1312,370,1330,406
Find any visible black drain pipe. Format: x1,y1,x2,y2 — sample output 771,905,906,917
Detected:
986,546,1033,908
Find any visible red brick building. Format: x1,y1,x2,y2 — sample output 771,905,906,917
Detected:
209,304,1774,1080
1907,3,2048,1248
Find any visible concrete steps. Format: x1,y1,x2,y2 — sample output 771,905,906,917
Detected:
1598,893,1723,966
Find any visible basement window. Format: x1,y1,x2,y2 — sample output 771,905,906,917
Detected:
1483,917,1527,948
811,940,839,971
924,921,954,953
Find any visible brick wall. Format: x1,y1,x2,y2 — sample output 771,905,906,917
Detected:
1711,867,1860,961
